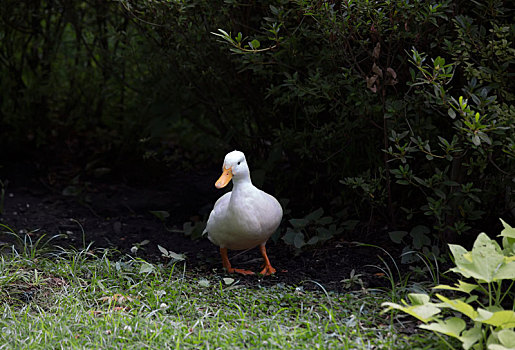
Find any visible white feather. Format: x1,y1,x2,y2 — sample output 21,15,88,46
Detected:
205,151,283,250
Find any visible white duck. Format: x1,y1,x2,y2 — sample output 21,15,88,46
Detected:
204,150,282,275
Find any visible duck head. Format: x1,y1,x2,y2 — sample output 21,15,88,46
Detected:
215,150,250,189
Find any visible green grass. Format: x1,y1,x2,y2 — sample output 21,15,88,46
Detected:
0,235,449,349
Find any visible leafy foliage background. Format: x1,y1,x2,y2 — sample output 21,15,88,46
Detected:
0,0,513,244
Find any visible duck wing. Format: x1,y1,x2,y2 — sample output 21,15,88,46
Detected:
204,192,231,244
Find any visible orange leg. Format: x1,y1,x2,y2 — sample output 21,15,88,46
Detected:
259,244,276,276
220,247,254,275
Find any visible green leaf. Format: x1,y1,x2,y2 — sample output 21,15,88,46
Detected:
460,326,482,350
410,225,431,249
382,294,441,323
223,278,235,285
166,251,186,261
158,245,185,261
157,245,168,256
382,302,441,323
499,219,515,239
293,232,305,249
307,236,319,245
436,294,478,320
139,262,155,274
389,230,408,244
478,132,492,145
449,233,506,282
489,344,514,350
249,39,260,49
282,228,297,244
318,216,333,225
476,309,515,328
289,218,309,228
149,210,170,221
305,208,324,221
433,280,478,294
316,227,334,240
434,188,446,199
494,261,515,280
419,317,466,338
499,219,515,254
497,329,515,348
443,180,459,186
408,293,431,305
198,279,210,287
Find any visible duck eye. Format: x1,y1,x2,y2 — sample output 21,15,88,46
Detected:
237,161,241,165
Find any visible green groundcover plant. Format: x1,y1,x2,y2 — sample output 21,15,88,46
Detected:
383,219,515,349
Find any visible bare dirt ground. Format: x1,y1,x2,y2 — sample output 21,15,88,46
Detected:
0,162,394,292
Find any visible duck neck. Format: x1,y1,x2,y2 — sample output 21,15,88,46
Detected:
230,176,253,201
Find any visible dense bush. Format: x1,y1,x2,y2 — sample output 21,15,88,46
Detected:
209,0,515,243
0,1,143,160
1,0,513,246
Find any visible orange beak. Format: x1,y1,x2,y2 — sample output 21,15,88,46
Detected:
215,167,233,189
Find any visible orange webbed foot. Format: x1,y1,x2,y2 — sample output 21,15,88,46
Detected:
220,247,255,275
228,268,255,276
258,244,276,276
259,265,276,276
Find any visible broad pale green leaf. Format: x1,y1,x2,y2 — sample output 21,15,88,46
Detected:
419,317,465,338
223,278,235,285
449,233,505,282
488,345,512,350
499,219,515,254
476,309,515,328
449,244,470,265
139,262,155,274
494,261,515,280
198,279,210,287
167,251,186,261
499,219,515,239
382,294,441,323
433,280,478,294
497,329,515,348
382,302,441,323
157,245,168,256
408,293,431,305
460,327,482,350
436,294,478,320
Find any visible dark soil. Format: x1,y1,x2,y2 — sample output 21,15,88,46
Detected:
0,162,396,292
